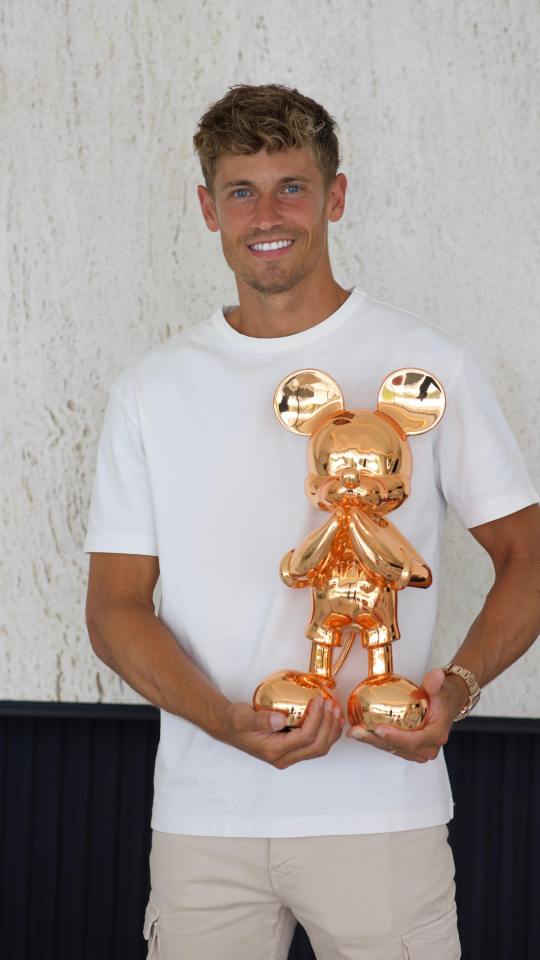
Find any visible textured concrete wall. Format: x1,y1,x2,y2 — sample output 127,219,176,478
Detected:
2,0,539,714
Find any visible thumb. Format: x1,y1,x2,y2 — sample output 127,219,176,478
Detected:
233,702,287,733
255,707,288,732
422,667,446,698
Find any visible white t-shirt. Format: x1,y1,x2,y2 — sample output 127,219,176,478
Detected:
85,289,537,837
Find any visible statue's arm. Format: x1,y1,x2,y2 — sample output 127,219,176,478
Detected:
280,515,341,587
348,510,431,588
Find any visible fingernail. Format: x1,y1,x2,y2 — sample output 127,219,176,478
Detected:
324,698,334,714
332,705,341,719
349,726,368,740
270,713,286,730
374,728,386,739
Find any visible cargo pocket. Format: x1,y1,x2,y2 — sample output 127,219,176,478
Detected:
143,899,161,959
402,907,460,959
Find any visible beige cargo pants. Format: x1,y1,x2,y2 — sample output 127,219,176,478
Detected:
144,825,460,960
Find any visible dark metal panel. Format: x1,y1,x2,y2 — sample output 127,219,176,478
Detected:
1,716,35,960
0,713,159,960
445,729,540,960
27,716,64,959
1,702,538,732
85,718,122,960
0,701,159,720
0,708,539,960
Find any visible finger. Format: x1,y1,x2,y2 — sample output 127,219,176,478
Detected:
325,697,345,734
422,667,445,697
347,725,420,761
372,724,428,750
286,694,326,744
311,697,343,751
276,725,340,767
274,697,342,766
347,725,390,750
372,702,449,749
264,695,326,759
292,699,343,758
373,727,439,761
307,696,344,742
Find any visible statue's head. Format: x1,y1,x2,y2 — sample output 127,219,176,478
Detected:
274,369,446,515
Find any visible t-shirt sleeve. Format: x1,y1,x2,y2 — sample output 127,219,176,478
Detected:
84,382,158,555
435,346,538,529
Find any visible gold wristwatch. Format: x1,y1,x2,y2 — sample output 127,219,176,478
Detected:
442,663,481,721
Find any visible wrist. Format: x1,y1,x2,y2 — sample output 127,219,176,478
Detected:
443,674,470,719
204,696,234,743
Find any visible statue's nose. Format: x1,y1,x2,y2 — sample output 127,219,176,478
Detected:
341,468,360,488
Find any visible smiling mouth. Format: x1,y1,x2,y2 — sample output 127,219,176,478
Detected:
247,239,295,254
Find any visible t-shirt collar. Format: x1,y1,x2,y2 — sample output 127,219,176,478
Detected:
211,287,363,351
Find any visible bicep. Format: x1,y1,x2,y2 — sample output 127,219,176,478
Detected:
86,552,160,614
469,504,540,570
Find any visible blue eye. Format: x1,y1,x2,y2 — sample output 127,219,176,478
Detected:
284,184,301,194
233,188,250,199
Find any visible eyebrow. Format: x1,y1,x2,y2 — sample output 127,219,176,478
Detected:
220,175,312,190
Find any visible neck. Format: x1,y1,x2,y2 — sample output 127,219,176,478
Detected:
226,266,350,339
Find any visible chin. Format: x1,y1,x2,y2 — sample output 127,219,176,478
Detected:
249,278,300,295
244,265,310,296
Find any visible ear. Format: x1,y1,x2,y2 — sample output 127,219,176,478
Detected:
326,172,347,223
274,370,345,436
197,184,220,233
377,369,446,435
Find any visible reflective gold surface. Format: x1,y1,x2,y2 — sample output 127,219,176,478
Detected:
253,670,339,728
378,369,446,436
348,675,429,731
274,369,344,436
253,368,446,733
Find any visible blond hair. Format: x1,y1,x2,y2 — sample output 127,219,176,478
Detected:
193,84,340,190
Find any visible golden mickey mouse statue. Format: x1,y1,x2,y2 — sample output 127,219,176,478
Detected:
253,368,446,732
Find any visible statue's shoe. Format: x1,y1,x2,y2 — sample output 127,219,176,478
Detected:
348,674,429,731
253,669,339,728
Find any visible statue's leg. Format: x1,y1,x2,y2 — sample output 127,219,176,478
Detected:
252,601,344,727
349,615,429,731
359,588,400,678
362,624,394,678
307,631,341,686
307,607,349,685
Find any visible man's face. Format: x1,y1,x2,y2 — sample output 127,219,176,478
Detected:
197,147,346,295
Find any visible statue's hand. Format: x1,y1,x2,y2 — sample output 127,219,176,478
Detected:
284,515,341,581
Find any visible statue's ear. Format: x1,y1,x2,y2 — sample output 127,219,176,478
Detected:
377,368,446,435
274,369,345,436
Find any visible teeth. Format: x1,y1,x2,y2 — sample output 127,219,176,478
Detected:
250,240,293,251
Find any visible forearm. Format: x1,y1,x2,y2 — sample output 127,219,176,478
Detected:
450,556,540,689
87,600,231,740
85,555,343,768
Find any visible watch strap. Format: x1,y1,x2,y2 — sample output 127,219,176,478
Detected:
442,662,481,721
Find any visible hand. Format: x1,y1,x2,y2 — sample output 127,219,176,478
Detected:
346,668,468,762
222,696,345,770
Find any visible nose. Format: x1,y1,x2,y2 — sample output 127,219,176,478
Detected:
341,468,360,488
252,192,283,232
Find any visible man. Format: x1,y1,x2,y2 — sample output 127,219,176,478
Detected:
85,84,540,960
